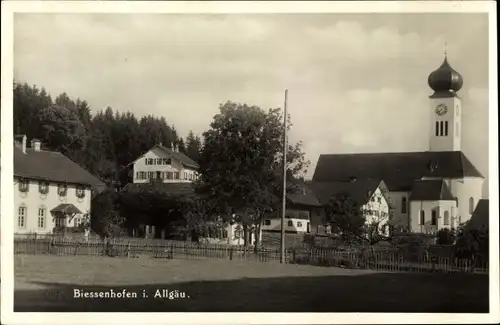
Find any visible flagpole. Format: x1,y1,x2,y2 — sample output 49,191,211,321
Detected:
280,89,288,264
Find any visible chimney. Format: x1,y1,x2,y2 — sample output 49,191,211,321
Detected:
31,139,41,151
14,134,27,154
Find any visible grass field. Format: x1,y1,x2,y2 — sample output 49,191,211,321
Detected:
14,255,489,312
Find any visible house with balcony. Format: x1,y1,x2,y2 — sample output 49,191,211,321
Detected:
13,134,105,235
131,143,199,184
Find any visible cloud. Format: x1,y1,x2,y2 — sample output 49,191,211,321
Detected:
13,13,489,195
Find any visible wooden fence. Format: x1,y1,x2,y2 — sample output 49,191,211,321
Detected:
14,237,488,274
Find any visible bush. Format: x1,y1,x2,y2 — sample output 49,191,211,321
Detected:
436,228,456,245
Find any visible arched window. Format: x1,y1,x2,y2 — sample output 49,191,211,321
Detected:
401,197,407,213
431,210,437,226
435,121,439,136
469,197,475,214
443,211,450,225
444,121,449,136
440,121,444,136
287,220,293,227
419,210,425,225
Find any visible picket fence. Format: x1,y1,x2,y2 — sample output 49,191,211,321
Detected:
13,237,488,274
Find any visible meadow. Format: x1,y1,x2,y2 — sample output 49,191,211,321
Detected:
14,254,489,312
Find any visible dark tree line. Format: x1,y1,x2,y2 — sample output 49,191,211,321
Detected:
13,82,202,187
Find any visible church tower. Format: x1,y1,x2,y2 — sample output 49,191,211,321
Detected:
427,53,464,152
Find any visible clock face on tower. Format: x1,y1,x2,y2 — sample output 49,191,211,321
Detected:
435,104,448,116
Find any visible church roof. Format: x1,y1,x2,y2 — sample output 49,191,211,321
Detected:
308,179,385,206
286,183,322,207
409,180,455,201
312,151,482,191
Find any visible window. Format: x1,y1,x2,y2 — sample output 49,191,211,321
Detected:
58,184,68,196
74,217,81,227
156,171,162,179
264,219,271,226
440,121,444,136
444,121,449,136
147,158,154,165
401,197,407,213
148,171,154,179
419,210,425,225
145,158,149,165
443,211,450,225
287,220,294,227
454,197,459,207
435,121,439,136
431,210,437,226
76,186,85,199
39,181,49,194
174,172,180,180
184,172,188,180
469,197,475,214
377,196,382,203
38,208,46,229
297,221,303,228
156,158,162,165
18,206,27,228
18,179,29,192
136,172,140,179
163,158,172,165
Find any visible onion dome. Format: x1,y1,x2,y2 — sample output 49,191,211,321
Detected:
428,55,463,94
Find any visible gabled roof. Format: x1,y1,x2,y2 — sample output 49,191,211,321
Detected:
467,199,489,231
409,179,455,201
308,179,386,206
132,144,199,170
313,151,483,191
51,203,82,215
14,146,105,187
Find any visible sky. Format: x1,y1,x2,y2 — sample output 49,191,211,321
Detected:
13,13,490,196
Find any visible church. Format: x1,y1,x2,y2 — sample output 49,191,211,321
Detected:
311,54,484,234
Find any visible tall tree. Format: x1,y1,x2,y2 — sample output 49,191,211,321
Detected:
185,130,202,162
196,101,309,248
37,105,86,158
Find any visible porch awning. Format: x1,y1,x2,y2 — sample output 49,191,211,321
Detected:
51,203,82,215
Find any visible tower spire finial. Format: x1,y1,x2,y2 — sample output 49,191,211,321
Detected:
444,41,448,57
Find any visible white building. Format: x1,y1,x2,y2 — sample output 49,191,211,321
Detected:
131,143,199,184
312,54,484,234
309,180,392,235
12,135,104,235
